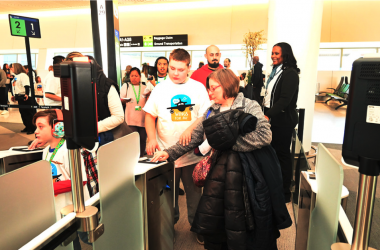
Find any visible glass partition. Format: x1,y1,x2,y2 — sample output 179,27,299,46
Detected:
142,51,165,67
0,54,17,67
341,48,377,70
191,50,205,70
317,49,341,70
121,52,141,69
220,50,247,70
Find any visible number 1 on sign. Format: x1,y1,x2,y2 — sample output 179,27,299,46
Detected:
31,23,34,30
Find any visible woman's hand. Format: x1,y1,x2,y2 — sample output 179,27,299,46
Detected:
24,95,28,101
146,139,161,155
151,151,169,162
179,127,192,146
11,96,15,102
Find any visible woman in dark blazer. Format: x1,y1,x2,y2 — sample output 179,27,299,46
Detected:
263,42,300,202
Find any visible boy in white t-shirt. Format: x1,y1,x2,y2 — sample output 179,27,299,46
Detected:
33,109,91,249
33,109,90,220
143,48,211,243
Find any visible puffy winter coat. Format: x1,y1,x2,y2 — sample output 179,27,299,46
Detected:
191,150,247,250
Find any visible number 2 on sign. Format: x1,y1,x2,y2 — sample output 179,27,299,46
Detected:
15,21,20,28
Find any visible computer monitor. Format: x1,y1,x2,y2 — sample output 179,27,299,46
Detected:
342,57,380,174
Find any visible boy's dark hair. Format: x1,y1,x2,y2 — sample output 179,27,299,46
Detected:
32,109,58,128
53,56,65,65
169,48,191,66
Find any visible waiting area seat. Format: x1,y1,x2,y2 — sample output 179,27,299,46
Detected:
325,76,350,110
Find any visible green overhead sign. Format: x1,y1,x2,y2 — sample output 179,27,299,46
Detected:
9,14,41,38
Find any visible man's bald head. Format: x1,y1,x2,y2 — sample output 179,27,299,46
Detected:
253,56,259,64
205,45,220,54
205,45,221,69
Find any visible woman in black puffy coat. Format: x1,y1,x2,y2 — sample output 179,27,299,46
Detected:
151,69,276,249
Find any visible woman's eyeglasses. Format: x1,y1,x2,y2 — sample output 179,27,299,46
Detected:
208,85,221,93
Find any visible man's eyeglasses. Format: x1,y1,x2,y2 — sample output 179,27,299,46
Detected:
208,85,221,93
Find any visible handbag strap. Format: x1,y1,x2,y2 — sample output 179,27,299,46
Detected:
206,109,212,119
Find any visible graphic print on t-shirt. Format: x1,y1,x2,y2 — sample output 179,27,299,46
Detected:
51,161,62,182
167,94,195,122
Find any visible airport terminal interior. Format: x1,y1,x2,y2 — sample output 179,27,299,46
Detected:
1,0,380,250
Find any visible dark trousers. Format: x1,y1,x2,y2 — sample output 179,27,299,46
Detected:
0,87,8,111
174,163,202,226
270,126,294,199
6,84,13,97
129,126,147,157
18,98,36,132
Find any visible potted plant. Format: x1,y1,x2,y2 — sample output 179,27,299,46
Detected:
242,30,267,84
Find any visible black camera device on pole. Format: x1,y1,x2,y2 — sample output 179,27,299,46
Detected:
334,57,380,250
53,59,104,244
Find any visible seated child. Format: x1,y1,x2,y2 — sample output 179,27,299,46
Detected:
33,109,90,221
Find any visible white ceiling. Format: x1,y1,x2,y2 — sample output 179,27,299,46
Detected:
0,0,205,14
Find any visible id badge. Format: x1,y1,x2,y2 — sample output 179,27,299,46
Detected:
135,106,142,111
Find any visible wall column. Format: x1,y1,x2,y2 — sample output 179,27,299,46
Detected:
266,0,324,151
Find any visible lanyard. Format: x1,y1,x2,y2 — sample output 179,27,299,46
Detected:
132,83,141,104
157,75,167,84
45,139,65,163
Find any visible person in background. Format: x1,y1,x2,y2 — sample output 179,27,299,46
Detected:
10,63,36,134
144,56,169,96
190,45,224,89
122,65,132,84
197,61,204,70
144,48,211,245
35,76,43,105
121,67,147,157
245,56,264,103
44,56,64,107
3,63,13,104
223,58,240,78
23,65,37,83
0,67,7,115
263,42,300,203
140,63,149,84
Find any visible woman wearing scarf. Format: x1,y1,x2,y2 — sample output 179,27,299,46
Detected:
263,42,300,203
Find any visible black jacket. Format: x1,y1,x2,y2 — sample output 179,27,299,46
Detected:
239,152,279,250
265,67,299,128
94,62,120,121
251,146,293,229
251,62,263,88
191,151,247,250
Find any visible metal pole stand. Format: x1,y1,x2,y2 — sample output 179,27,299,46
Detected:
332,157,380,250
60,147,104,246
